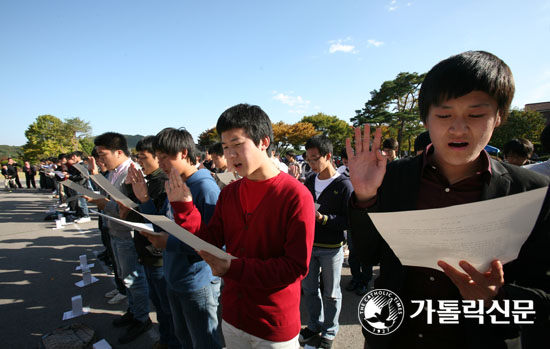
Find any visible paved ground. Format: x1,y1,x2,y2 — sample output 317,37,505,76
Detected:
0,184,373,348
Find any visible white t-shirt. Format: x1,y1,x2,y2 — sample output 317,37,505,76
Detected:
314,172,341,200
337,165,349,177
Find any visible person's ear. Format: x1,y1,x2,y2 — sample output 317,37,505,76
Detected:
260,136,270,151
494,112,502,128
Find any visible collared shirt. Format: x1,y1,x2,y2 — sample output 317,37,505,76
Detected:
399,145,494,346
108,158,132,185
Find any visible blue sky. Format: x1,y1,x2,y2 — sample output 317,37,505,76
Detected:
1,0,549,146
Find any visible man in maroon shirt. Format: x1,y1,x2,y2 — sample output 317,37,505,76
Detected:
348,51,550,349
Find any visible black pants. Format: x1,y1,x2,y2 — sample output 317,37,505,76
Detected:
25,175,36,188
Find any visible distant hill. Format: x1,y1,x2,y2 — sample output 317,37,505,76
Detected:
123,134,145,149
0,145,22,160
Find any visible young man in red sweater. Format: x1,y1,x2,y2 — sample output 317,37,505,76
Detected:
167,103,315,348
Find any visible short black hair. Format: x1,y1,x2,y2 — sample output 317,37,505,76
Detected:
541,124,550,153
216,103,274,155
382,138,398,150
58,153,67,160
340,148,348,160
135,136,156,157
70,151,84,158
286,150,296,159
153,128,197,165
305,135,333,156
94,132,131,156
414,131,431,153
419,51,515,123
502,138,534,158
91,147,99,159
208,142,224,157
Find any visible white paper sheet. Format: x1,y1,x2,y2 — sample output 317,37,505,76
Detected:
90,209,158,234
368,186,548,271
61,180,106,200
62,307,90,320
215,172,237,188
139,212,236,261
93,339,112,349
89,174,138,209
71,163,89,177
75,276,99,287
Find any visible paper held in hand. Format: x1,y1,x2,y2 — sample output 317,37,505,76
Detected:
61,180,106,200
368,186,549,272
90,209,160,235
71,163,90,178
139,212,236,261
215,172,237,188
89,174,138,209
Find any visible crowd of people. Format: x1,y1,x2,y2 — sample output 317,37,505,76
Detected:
2,50,550,349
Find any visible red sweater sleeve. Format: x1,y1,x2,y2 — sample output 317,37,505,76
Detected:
171,200,226,248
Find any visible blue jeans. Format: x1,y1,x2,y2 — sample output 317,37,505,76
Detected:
167,281,222,349
144,265,180,348
77,195,89,217
302,246,344,340
110,236,150,322
347,233,372,286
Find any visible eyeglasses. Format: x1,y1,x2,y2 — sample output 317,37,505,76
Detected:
305,156,322,164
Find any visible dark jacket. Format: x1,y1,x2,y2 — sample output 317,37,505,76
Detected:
305,173,353,248
350,155,550,349
127,168,167,267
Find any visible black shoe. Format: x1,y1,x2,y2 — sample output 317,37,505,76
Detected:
298,327,320,345
319,336,334,349
118,318,152,344
345,279,358,292
112,312,134,327
355,284,368,296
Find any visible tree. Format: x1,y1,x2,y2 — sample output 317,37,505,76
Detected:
22,115,70,161
351,72,426,155
64,117,91,151
300,113,353,154
22,115,93,161
198,127,219,147
272,121,319,153
490,109,546,150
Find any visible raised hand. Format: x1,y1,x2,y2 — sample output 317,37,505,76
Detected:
165,167,192,203
127,164,149,203
345,125,387,202
86,156,99,175
288,163,301,179
438,259,504,305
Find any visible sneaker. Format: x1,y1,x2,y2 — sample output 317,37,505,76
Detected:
118,318,152,344
355,284,368,296
345,279,358,292
75,216,91,223
108,293,127,304
112,312,134,327
104,289,119,298
299,328,320,345
319,336,334,349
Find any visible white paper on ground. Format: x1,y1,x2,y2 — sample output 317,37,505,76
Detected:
89,174,138,209
90,209,158,234
76,263,94,271
75,276,99,287
368,186,548,271
62,307,90,320
139,212,236,261
93,339,112,349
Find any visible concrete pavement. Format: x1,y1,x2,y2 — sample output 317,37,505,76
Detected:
0,185,370,348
